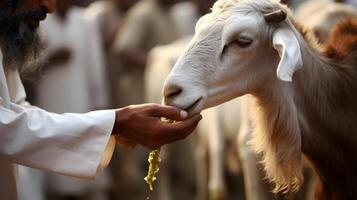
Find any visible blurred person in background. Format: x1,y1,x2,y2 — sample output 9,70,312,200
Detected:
0,0,202,199
110,0,181,107
85,0,138,109
36,0,109,114
32,0,111,199
171,0,216,36
86,0,138,51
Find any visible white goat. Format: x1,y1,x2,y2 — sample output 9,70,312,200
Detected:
163,0,357,199
145,37,306,200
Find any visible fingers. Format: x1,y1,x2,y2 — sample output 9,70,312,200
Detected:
132,114,202,150
148,104,188,121
158,114,202,142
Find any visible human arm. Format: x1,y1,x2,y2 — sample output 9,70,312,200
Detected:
2,69,200,179
0,101,201,173
0,69,115,178
0,101,115,178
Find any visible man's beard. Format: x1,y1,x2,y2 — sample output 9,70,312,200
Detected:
0,0,47,75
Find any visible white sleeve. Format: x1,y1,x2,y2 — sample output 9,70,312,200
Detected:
0,99,116,179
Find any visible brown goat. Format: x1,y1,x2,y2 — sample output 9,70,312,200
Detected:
252,17,357,199
296,18,357,200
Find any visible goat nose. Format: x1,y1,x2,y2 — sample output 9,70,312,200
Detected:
164,84,183,102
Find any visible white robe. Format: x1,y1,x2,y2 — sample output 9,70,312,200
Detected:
0,51,116,199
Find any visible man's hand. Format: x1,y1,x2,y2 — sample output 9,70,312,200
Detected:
112,103,202,149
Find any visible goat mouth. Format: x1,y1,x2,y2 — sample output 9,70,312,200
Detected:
183,97,203,114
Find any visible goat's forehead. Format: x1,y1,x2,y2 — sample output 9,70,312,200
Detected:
196,10,262,35
211,0,285,19
194,0,287,37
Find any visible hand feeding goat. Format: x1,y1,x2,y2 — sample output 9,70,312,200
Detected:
163,0,357,199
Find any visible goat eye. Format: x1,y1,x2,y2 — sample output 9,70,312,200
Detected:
234,37,253,48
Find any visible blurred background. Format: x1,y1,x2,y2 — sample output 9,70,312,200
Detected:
20,0,356,200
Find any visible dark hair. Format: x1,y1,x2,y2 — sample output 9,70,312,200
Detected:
0,0,45,75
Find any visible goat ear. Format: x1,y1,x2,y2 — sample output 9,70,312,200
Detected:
272,28,303,82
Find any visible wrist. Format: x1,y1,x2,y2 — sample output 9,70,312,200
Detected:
112,107,128,135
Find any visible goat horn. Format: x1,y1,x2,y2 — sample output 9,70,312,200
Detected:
264,10,287,23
